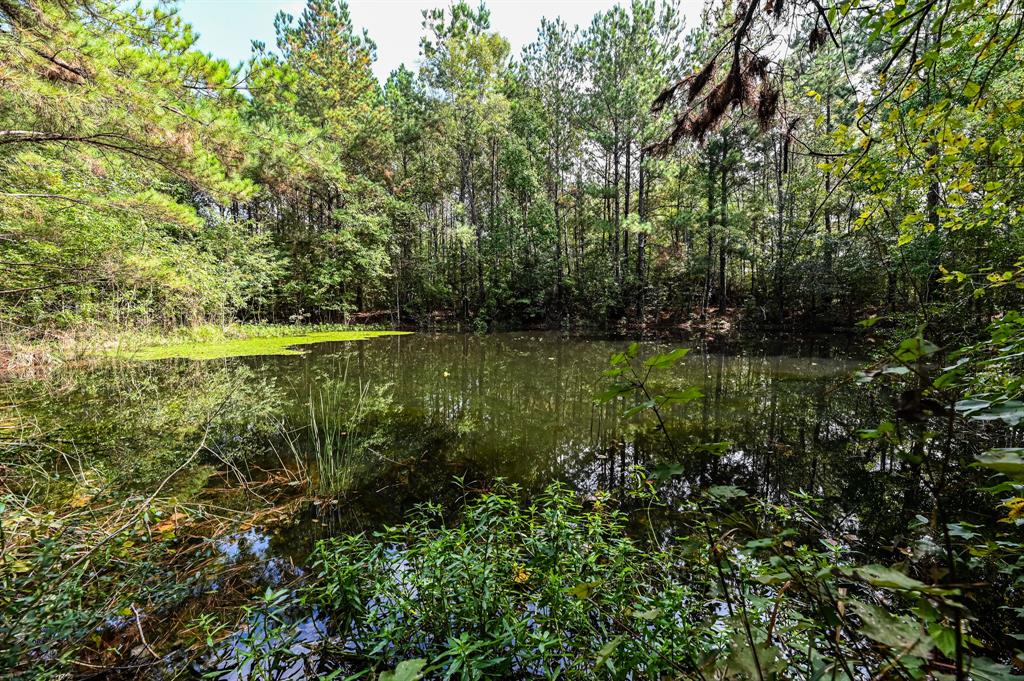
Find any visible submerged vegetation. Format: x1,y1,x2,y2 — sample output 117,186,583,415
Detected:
2,0,1024,677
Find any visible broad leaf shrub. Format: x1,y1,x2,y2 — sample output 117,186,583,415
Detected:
308,482,718,678
286,478,1017,679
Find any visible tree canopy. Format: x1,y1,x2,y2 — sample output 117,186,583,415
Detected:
1,0,1021,338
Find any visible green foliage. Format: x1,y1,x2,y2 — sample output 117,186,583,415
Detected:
4,0,1024,676
307,482,718,678
282,372,397,497
0,0,266,332
5,0,1022,332
223,473,1020,679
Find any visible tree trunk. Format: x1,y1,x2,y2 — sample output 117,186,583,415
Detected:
613,120,621,285
635,150,646,320
703,149,716,320
718,149,728,311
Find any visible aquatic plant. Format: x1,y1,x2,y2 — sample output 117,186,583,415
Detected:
308,383,369,497
278,367,383,497
113,329,411,361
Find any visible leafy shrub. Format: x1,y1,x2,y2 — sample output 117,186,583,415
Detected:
307,481,719,679
294,476,1019,680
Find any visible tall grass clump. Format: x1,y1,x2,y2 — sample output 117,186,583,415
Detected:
281,369,378,497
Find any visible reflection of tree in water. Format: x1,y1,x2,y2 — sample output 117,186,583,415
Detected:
276,333,1006,568
10,360,285,501
289,334,870,496
13,333,1008,571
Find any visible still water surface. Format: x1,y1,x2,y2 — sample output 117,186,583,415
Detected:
9,331,1016,673
16,331,909,561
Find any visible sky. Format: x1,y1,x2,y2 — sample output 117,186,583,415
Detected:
167,0,704,82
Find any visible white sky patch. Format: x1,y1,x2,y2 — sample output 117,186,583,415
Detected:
164,0,704,81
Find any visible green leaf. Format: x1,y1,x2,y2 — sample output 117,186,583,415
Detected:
567,581,603,599
893,337,939,362
752,571,792,585
658,386,703,406
851,600,933,657
622,399,656,418
955,398,991,415
928,623,957,659
947,523,979,540
857,314,883,328
842,565,958,596
695,441,733,455
973,448,1024,480
965,657,1016,680
726,629,786,677
707,484,747,500
642,347,690,368
594,383,631,403
379,659,427,681
859,420,895,440
631,607,661,621
970,401,1024,426
593,634,625,672
652,463,685,480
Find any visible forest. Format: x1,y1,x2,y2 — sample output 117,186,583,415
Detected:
2,0,1024,678
3,0,1019,334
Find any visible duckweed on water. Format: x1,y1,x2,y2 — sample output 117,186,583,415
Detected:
111,330,412,361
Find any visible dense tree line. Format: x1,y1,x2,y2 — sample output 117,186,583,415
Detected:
1,0,1021,333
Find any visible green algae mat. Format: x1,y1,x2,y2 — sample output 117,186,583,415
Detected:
116,330,411,361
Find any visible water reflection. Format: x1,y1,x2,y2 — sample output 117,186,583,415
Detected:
10,332,1021,674
15,331,1005,566
260,333,868,511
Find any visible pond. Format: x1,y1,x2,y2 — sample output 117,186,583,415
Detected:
5,331,1014,674
14,331,998,559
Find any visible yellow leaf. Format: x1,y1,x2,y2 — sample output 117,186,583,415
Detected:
69,493,93,508
567,581,602,599
1001,497,1024,523
153,512,188,533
